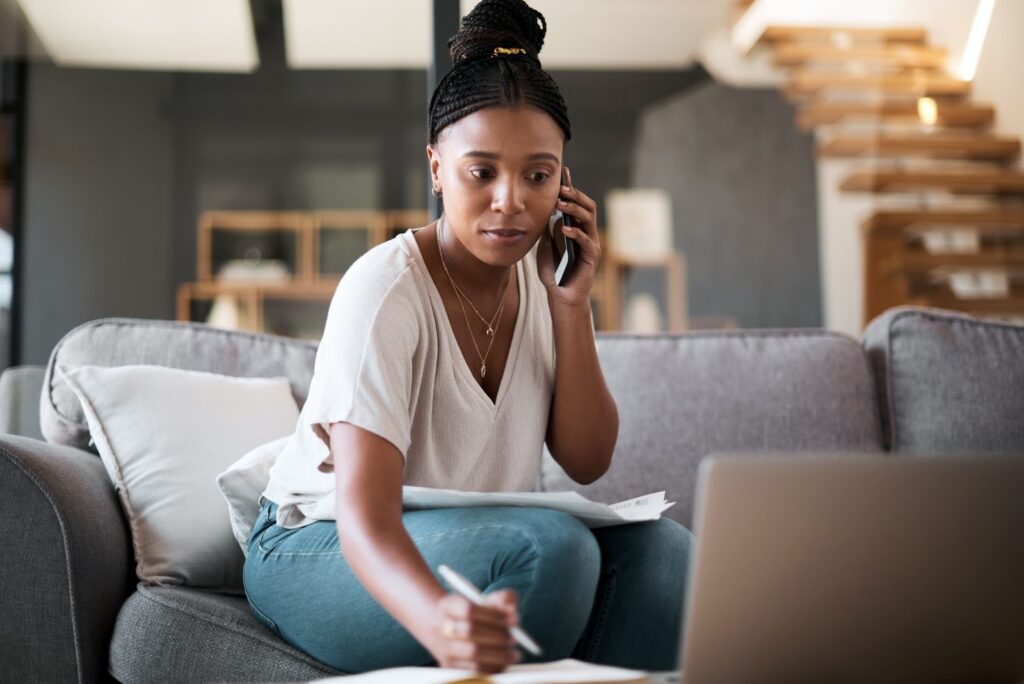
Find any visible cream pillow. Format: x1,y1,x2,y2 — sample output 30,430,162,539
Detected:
57,363,299,593
216,435,289,557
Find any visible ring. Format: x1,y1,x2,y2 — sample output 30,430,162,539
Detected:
442,620,457,639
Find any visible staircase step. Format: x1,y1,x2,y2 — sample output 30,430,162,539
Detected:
862,209,1024,236
819,134,1020,161
797,100,994,129
756,25,928,47
785,70,970,97
841,169,1024,195
773,44,947,68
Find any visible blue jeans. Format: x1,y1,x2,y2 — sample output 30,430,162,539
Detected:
244,497,693,673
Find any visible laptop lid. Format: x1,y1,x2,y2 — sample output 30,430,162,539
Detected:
681,453,1024,684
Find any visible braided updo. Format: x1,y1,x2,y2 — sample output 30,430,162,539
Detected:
427,0,571,145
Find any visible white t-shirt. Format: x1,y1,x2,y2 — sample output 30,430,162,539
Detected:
262,228,558,528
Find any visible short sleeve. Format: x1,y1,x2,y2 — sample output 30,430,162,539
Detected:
301,264,420,469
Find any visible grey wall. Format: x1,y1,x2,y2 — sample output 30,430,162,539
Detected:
632,81,822,329
18,57,704,363
169,67,429,291
21,66,175,364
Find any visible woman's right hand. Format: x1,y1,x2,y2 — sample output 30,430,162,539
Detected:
426,590,522,673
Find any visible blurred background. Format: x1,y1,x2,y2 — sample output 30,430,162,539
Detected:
0,0,1022,372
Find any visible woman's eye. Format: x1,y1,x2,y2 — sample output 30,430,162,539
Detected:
527,172,551,184
470,168,495,180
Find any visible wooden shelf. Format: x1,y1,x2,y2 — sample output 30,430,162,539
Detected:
841,169,1024,196
818,133,1020,161
861,209,1024,320
198,211,310,282
181,211,636,335
598,251,688,332
785,70,970,98
920,289,1024,316
797,100,994,130
861,209,1024,236
755,25,928,48
882,249,1024,274
773,43,947,68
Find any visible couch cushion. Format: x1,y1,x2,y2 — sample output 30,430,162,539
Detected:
863,306,1024,454
109,583,344,683
541,331,884,527
40,318,317,451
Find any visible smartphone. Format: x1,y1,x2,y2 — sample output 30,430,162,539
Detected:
548,166,578,287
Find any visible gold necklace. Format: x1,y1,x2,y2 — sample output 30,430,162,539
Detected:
436,217,514,378
439,219,510,337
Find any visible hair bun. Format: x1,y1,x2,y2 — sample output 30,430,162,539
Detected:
447,0,547,67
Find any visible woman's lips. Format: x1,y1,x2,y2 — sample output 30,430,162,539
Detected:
483,229,527,246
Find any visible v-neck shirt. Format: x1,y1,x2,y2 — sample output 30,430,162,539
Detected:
262,228,557,529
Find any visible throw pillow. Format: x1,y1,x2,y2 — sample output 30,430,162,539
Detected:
57,363,299,593
216,434,290,557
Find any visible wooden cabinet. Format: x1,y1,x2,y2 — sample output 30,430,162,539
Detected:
178,211,685,337
179,210,426,339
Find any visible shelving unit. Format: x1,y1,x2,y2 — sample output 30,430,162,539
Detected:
180,210,428,339
179,210,686,337
601,253,688,332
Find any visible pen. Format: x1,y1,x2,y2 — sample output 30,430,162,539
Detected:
437,564,543,656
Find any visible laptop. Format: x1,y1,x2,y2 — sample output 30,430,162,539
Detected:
676,453,1024,684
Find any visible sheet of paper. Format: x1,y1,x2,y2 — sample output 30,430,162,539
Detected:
310,668,485,684
493,658,647,683
402,487,674,529
312,658,647,684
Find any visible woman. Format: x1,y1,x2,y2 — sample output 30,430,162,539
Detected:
243,0,692,674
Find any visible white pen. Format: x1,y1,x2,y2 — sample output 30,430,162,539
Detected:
437,564,543,656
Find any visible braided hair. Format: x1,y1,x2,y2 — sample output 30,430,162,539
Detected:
427,0,571,145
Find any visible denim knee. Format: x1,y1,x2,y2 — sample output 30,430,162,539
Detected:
495,509,601,659
630,518,693,585
651,518,694,563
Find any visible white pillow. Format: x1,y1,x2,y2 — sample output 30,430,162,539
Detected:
216,435,290,557
57,363,299,593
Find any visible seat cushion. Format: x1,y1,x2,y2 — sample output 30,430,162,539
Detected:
109,583,344,683
40,318,317,451
541,330,884,527
863,306,1024,453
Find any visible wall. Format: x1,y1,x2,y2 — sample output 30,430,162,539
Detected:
18,50,705,362
21,65,174,364
971,0,1024,143
632,80,822,329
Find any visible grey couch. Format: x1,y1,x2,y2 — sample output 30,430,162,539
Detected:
2,306,1022,683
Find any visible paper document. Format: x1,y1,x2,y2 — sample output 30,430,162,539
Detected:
402,487,675,529
312,657,648,683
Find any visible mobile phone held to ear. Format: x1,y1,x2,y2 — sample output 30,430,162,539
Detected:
548,166,578,287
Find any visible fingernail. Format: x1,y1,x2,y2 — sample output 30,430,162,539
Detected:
562,226,572,233
557,199,567,205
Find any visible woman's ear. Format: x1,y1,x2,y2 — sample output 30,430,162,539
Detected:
425,144,441,187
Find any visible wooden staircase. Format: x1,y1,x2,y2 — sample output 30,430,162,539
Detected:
746,15,1024,323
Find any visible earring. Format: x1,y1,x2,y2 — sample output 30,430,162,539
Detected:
431,186,442,199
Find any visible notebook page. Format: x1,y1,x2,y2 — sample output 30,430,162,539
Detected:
493,658,648,683
402,487,675,529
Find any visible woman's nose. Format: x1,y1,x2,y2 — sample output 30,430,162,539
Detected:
491,178,526,215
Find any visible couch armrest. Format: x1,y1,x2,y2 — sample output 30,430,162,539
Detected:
0,434,134,683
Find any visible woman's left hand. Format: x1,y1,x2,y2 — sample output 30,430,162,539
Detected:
536,181,602,309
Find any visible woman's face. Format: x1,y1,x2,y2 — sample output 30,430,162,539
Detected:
427,105,564,266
